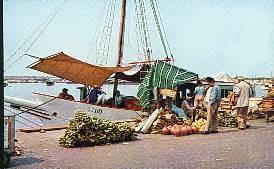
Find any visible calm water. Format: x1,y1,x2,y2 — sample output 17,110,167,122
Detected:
4,83,139,100
4,82,266,128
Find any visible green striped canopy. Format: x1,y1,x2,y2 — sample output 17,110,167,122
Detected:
137,61,198,108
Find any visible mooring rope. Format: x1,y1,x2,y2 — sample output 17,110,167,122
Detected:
4,0,67,72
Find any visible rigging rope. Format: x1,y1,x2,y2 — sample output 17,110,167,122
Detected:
4,0,67,72
11,96,58,116
153,0,173,59
5,0,66,64
15,119,36,129
95,0,117,66
89,0,108,62
134,0,152,61
4,107,43,127
150,0,172,59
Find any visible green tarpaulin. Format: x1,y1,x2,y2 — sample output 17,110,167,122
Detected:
137,61,198,108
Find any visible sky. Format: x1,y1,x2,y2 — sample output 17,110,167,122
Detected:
3,0,274,78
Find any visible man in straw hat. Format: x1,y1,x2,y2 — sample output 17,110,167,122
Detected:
234,76,252,130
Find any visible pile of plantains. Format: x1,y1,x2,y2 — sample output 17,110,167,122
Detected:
217,111,238,128
59,111,137,147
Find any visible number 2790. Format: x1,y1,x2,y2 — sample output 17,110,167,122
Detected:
88,107,102,114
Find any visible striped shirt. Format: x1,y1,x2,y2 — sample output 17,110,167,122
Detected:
208,85,221,105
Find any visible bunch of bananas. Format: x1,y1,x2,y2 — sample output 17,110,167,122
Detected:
217,111,237,128
59,111,137,147
192,118,206,132
183,119,193,126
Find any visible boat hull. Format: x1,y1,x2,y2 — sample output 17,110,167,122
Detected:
32,93,142,127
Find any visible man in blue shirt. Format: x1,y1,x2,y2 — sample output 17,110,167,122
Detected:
194,80,204,108
202,77,221,134
87,85,106,105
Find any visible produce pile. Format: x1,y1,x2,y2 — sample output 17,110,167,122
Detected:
192,118,206,132
59,111,137,147
217,111,237,128
136,109,200,135
150,113,178,134
162,124,199,137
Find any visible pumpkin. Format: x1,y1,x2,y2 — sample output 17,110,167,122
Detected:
191,126,198,134
186,126,192,135
174,127,182,137
162,127,170,135
181,126,188,136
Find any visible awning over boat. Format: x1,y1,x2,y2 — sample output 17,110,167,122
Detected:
28,52,133,86
115,64,149,82
137,61,198,108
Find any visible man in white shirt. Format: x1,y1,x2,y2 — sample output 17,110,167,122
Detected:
202,77,221,134
234,76,252,130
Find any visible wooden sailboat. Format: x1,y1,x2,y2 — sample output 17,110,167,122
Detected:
4,1,199,128
4,0,171,127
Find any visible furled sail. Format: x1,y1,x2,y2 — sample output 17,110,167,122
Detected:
28,52,133,86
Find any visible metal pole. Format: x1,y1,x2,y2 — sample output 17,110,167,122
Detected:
113,0,127,103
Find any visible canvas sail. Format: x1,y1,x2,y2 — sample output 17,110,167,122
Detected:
137,61,198,108
28,52,134,86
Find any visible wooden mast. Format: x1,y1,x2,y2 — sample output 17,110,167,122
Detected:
113,0,127,102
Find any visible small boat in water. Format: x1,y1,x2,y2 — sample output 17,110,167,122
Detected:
4,81,8,87
45,79,54,86
261,83,271,90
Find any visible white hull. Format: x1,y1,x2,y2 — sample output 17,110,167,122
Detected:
5,93,142,127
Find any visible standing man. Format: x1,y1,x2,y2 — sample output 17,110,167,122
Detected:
194,80,204,108
234,76,252,130
202,77,221,134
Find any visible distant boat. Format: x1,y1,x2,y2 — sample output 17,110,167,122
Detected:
261,85,270,90
261,81,272,90
45,79,54,86
4,81,8,87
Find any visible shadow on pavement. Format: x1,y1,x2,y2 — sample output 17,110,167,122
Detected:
248,125,266,129
9,157,44,168
219,129,239,133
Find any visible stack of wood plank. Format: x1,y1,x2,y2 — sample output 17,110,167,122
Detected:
220,98,232,111
262,86,274,122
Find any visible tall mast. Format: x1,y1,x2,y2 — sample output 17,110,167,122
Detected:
113,0,127,101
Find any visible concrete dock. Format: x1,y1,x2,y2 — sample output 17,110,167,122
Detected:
9,119,274,169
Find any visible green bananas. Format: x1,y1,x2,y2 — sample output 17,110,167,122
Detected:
59,111,137,147
217,111,237,128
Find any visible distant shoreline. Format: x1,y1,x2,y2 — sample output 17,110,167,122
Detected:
4,81,140,85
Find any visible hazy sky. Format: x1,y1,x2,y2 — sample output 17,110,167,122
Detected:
3,0,274,78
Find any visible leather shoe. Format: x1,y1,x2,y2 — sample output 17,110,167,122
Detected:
211,130,218,133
